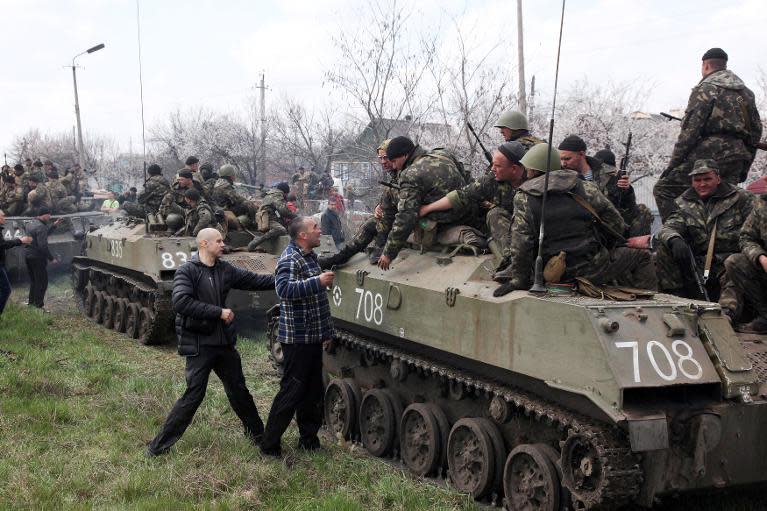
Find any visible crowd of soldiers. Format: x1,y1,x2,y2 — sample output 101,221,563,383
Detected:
319,47,766,334
0,158,91,216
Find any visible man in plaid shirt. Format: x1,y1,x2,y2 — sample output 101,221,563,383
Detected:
261,216,335,457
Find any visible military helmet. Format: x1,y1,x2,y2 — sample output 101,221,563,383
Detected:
165,213,184,231
218,164,236,178
237,214,251,228
520,143,561,173
494,110,529,130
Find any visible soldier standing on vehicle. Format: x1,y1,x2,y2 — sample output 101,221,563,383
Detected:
378,136,471,270
723,199,767,333
493,110,544,150
495,144,656,297
653,48,762,221
629,159,756,308
247,182,294,252
418,141,528,281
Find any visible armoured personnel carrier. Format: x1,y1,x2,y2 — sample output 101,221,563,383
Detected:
3,211,110,281
72,217,334,345
280,246,767,510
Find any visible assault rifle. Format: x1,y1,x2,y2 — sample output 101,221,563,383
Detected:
661,112,767,151
378,180,400,191
685,246,710,302
617,132,632,208
466,122,493,164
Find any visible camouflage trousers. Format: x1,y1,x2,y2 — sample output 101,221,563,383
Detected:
723,253,767,319
123,202,147,217
248,219,286,251
625,203,654,237
653,159,749,222
581,247,658,290
54,197,77,214
655,243,733,304
486,207,512,258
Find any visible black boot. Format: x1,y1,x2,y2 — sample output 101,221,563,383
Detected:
318,244,360,269
368,246,383,265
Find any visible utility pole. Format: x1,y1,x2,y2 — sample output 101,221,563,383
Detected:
255,72,267,185
516,0,527,116
529,75,536,120
68,43,105,169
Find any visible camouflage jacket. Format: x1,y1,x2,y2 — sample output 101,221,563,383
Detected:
183,199,216,236
211,178,246,209
584,156,641,225
0,184,25,216
259,188,294,225
657,182,756,266
203,177,218,200
739,197,767,266
47,179,69,200
510,131,545,151
159,182,189,217
377,172,400,233
60,170,89,197
668,70,762,170
383,146,470,259
138,175,171,213
28,183,54,209
445,172,516,214
506,170,625,290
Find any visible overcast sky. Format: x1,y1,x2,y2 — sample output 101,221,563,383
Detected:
1,0,764,161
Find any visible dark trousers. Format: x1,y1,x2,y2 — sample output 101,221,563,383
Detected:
25,257,48,308
0,267,11,314
148,344,264,454
261,343,324,452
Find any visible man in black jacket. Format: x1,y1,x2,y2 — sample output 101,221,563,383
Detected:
146,228,275,456
0,209,32,315
24,206,58,309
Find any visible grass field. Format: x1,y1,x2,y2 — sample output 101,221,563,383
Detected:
1,274,766,510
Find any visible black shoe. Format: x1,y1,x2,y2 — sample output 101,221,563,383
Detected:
144,447,167,458
738,317,767,334
318,256,334,270
368,247,383,265
492,264,514,283
259,445,282,458
493,282,515,297
297,437,321,451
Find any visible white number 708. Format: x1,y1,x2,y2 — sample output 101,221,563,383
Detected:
614,340,703,383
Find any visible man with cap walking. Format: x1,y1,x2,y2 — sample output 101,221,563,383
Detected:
377,136,472,270
654,48,762,222
559,135,651,237
24,206,58,309
493,110,544,150
630,159,756,306
418,141,528,281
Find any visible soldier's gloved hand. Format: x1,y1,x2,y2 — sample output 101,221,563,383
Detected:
669,237,692,263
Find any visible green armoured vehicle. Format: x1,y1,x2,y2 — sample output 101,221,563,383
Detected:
3,211,110,281
290,246,767,510
71,217,334,344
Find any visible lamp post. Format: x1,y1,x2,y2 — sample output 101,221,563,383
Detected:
69,43,105,169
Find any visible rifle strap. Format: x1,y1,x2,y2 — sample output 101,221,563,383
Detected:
703,218,718,283
569,192,627,244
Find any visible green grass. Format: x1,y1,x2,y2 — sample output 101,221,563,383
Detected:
2,275,766,510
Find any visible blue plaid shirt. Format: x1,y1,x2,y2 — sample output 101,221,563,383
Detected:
275,240,334,344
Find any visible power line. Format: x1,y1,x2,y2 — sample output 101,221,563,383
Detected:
136,0,147,181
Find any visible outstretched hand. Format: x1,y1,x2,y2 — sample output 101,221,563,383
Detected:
378,255,391,271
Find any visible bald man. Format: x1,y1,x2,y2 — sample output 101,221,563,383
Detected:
146,228,276,456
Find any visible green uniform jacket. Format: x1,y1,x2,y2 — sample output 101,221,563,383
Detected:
657,182,756,267
739,197,767,266
184,199,216,236
446,172,515,215
506,170,625,290
138,175,171,214
159,182,189,218
668,70,762,172
211,178,246,209
383,146,469,259
258,188,294,225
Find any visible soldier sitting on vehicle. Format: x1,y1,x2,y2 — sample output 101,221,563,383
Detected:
46,170,77,214
723,199,767,333
417,141,528,281
122,163,171,220
247,182,295,252
174,188,220,237
628,159,756,309
0,174,25,216
159,170,193,221
494,110,544,150
210,164,258,229
495,144,656,297
22,174,54,216
200,162,218,200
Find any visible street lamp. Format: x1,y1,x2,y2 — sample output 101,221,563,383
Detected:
69,43,105,169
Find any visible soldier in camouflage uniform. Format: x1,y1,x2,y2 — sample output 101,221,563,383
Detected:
46,171,77,214
159,170,193,220
0,174,25,216
494,110,544,150
418,141,528,280
378,136,472,270
654,48,762,222
247,182,294,251
319,139,397,268
559,136,653,238
495,144,656,297
23,174,54,216
60,163,90,209
723,198,767,333
200,162,218,200
176,188,220,237
652,159,756,304
123,164,171,218
211,164,257,227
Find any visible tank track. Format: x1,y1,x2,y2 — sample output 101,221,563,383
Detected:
72,261,175,344
332,327,643,510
